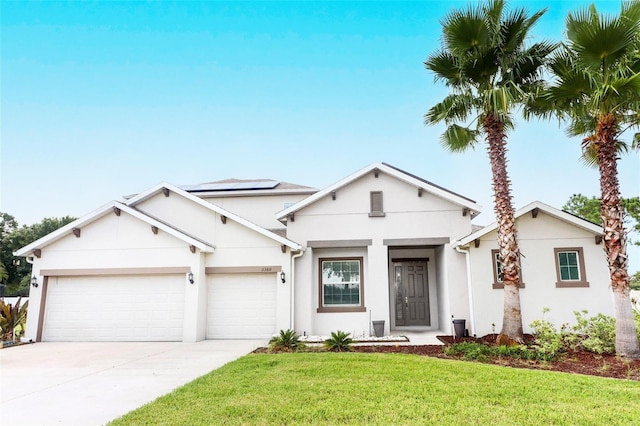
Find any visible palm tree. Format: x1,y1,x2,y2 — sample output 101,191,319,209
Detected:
425,0,554,344
531,2,640,358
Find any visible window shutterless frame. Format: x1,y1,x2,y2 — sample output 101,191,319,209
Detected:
491,249,524,289
317,257,366,313
554,247,589,287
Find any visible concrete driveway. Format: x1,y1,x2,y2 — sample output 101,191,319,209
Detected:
0,340,265,425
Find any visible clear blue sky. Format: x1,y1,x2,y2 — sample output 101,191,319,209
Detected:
1,1,638,270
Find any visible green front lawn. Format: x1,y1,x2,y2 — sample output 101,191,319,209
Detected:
110,353,640,425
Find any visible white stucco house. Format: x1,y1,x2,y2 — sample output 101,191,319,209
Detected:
15,162,613,342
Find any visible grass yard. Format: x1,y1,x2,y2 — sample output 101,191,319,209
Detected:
110,352,640,425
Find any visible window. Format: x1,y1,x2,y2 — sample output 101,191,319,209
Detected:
491,249,524,289
369,191,385,217
554,247,589,287
318,257,365,313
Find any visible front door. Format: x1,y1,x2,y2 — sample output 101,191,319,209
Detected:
393,260,430,326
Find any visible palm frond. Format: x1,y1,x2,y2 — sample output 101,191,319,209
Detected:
442,3,490,55
440,124,480,152
567,3,640,71
424,94,475,125
424,51,464,87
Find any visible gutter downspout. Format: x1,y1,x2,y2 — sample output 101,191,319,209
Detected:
290,248,306,330
454,243,476,337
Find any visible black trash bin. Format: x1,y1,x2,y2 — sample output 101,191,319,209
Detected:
372,320,385,337
453,319,466,338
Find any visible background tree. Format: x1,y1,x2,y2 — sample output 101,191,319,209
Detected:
0,213,76,296
631,271,640,291
425,0,554,343
563,194,640,245
531,2,640,358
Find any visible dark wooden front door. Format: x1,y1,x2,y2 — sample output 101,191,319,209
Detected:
393,261,430,326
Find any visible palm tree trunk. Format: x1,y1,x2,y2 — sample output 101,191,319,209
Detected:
596,113,640,359
484,113,524,344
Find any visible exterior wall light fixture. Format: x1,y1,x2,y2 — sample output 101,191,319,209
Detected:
31,276,38,288
280,271,286,284
188,272,194,284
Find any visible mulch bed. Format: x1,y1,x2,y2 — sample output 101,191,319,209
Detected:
352,334,640,381
257,334,640,381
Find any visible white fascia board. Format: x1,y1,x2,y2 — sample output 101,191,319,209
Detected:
454,201,603,247
128,182,303,251
13,201,215,256
14,201,118,257
276,162,481,220
123,182,173,205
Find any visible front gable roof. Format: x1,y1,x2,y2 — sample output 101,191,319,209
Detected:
276,162,482,222
126,182,303,251
14,201,215,257
454,201,603,247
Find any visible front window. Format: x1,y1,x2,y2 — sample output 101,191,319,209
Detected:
318,257,365,312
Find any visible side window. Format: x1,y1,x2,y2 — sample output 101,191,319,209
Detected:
554,247,589,287
491,249,525,289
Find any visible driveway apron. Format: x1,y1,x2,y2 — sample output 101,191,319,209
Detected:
0,340,264,425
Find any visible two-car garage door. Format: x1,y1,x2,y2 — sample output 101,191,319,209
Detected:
43,275,186,342
42,272,278,341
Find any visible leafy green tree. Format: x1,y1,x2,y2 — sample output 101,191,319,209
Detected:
0,213,76,296
425,0,554,343
531,2,640,358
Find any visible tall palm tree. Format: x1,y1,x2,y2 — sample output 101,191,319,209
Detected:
531,1,640,358
425,0,554,344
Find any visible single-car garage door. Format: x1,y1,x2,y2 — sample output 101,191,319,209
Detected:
43,275,185,342
206,273,276,339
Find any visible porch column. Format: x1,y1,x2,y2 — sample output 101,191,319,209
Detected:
367,240,390,335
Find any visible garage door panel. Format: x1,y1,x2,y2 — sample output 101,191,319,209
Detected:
44,275,185,342
206,274,277,339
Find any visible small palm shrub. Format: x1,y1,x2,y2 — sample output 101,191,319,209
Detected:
0,297,28,342
324,330,353,352
269,329,304,352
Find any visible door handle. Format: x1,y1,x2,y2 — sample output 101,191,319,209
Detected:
405,296,408,308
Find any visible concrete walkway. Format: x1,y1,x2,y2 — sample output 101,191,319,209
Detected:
0,340,265,426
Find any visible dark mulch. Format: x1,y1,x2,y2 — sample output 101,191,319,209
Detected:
352,334,640,381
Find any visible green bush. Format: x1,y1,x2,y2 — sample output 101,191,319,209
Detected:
529,313,566,361
570,311,616,355
269,329,304,352
324,330,354,352
444,341,537,362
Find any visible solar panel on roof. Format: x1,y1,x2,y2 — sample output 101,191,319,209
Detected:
183,180,279,192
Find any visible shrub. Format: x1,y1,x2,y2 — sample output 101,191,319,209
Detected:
634,302,640,342
324,330,353,352
570,311,616,355
269,329,304,352
529,311,566,361
444,342,493,362
444,341,537,362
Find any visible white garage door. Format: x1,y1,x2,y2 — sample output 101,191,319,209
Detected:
206,273,277,339
44,275,185,342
